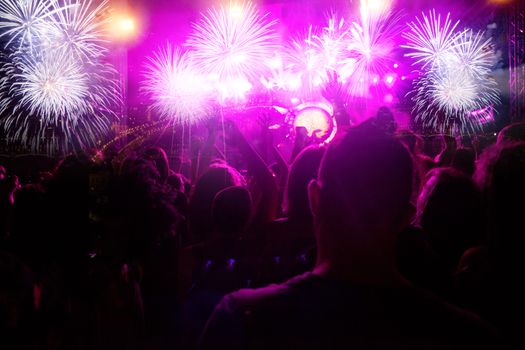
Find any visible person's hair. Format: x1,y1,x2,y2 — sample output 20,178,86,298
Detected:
416,167,483,259
285,146,325,219
318,122,413,231
188,164,245,240
107,157,178,260
212,186,252,236
452,147,476,176
373,106,397,134
497,122,525,145
474,142,525,262
143,147,170,183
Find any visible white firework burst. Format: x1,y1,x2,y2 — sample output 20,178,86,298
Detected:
285,27,327,95
186,2,277,85
404,11,500,134
0,0,67,51
142,44,213,125
402,10,464,70
340,2,402,97
12,50,90,121
45,0,110,61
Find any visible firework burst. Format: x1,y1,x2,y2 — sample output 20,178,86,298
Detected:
142,44,213,125
340,1,402,97
285,27,328,95
0,0,67,51
404,12,500,134
402,10,463,70
45,0,110,61
186,1,277,99
13,49,90,120
0,0,120,154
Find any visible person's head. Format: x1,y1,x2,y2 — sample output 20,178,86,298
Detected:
416,168,483,263
286,145,325,219
497,122,525,145
189,164,245,240
373,107,397,134
309,122,413,269
105,157,178,260
451,147,476,176
143,147,170,183
167,171,185,193
212,186,252,237
474,142,525,263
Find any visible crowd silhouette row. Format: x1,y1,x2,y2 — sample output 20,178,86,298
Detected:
1,111,525,349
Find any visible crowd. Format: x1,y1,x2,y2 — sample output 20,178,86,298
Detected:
1,113,524,349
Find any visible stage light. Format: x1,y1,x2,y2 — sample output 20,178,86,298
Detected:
119,17,135,32
110,13,139,42
393,63,399,69
383,93,394,104
292,102,337,144
384,74,396,88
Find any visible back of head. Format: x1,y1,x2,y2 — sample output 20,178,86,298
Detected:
475,142,525,263
373,107,397,134
452,147,476,176
286,146,325,219
189,164,244,240
143,147,170,183
497,122,525,145
416,168,483,260
212,186,252,237
317,122,413,242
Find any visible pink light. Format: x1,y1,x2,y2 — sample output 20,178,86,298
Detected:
393,63,399,69
383,93,394,104
384,73,396,88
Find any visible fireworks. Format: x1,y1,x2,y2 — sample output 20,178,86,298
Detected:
186,1,277,99
0,0,65,51
404,11,500,133
402,10,462,70
0,0,120,154
45,0,110,61
142,44,213,125
13,50,90,120
341,0,402,97
285,27,328,95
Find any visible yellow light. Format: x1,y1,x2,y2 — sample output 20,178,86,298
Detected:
109,14,139,42
118,17,135,33
229,4,243,18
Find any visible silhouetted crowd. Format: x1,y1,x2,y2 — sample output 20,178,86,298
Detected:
1,114,525,349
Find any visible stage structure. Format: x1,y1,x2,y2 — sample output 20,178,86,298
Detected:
509,1,525,122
